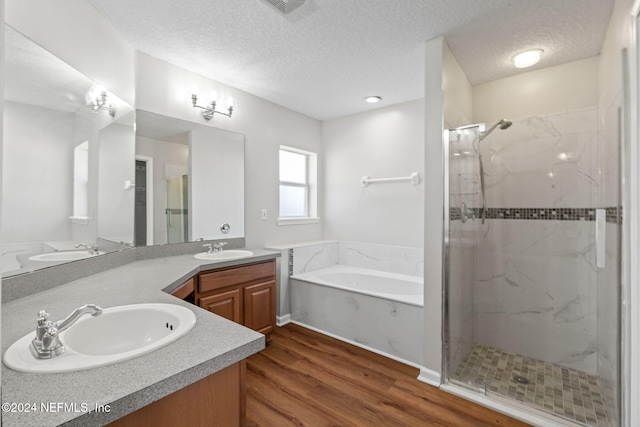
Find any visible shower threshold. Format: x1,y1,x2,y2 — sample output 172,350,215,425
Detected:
453,344,612,427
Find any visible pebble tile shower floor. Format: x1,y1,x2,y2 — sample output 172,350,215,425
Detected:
454,344,612,426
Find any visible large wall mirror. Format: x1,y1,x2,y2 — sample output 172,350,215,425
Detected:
135,110,245,246
1,25,135,278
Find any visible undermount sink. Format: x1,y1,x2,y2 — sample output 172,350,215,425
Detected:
3,303,196,373
194,250,254,260
28,251,106,262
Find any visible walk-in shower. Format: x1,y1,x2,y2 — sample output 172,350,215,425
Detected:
443,112,621,427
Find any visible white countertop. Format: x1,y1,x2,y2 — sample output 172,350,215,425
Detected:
1,249,279,427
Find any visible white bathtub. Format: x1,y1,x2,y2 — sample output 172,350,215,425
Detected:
290,264,424,367
291,265,423,307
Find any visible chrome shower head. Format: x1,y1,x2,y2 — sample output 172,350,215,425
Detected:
499,119,513,130
479,119,512,141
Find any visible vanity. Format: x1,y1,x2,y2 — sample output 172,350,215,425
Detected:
1,5,276,426
1,249,279,427
173,259,276,341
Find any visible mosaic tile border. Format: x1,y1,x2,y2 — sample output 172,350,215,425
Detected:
288,248,294,277
449,207,621,224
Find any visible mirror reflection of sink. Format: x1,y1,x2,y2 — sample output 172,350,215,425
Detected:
3,303,196,373
194,250,254,260
28,251,106,262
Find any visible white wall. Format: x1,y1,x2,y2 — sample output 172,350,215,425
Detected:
443,42,473,127
473,57,600,124
2,102,74,243
135,52,323,248
189,127,244,240
97,120,135,243
1,0,4,389
322,99,424,247
421,36,446,385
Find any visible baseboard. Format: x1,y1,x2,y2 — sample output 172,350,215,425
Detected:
276,314,291,327
416,367,441,387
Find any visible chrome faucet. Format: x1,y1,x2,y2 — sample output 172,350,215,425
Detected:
31,304,103,359
202,242,227,254
212,242,227,252
75,243,99,255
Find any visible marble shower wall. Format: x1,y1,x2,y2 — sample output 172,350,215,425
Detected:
470,107,606,375
474,219,598,374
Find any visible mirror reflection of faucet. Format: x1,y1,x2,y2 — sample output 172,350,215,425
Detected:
75,243,100,255
202,242,227,254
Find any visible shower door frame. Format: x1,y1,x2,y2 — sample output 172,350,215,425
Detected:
625,3,640,426
441,123,485,391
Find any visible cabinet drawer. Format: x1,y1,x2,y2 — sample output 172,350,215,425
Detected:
199,260,275,294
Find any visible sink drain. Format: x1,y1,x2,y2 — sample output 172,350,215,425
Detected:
512,375,530,385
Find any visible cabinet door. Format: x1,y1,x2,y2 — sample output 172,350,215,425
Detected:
199,288,241,323
243,280,276,338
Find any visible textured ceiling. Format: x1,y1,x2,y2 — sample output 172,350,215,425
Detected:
87,0,614,120
5,25,93,113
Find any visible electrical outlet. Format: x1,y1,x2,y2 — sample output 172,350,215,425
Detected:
261,209,268,220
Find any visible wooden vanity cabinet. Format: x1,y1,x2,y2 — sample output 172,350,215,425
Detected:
107,360,245,427
196,260,276,340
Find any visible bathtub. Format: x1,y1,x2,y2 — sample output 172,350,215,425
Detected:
292,265,423,307
290,264,424,367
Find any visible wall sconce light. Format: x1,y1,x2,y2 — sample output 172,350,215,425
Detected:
86,85,116,117
191,94,234,120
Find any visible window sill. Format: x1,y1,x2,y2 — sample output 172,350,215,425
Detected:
277,217,320,226
69,216,91,225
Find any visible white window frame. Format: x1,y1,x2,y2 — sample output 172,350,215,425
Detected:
70,141,90,225
278,145,319,225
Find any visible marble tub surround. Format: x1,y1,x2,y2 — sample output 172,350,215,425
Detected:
2,237,246,303
291,241,424,277
1,249,278,427
287,241,424,367
290,277,423,366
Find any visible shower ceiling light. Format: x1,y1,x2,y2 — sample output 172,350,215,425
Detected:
365,96,382,103
513,49,544,68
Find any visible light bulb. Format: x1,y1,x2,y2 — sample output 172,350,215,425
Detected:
513,49,543,68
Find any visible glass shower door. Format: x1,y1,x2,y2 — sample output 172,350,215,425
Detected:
444,113,620,427
444,125,484,391
166,175,188,244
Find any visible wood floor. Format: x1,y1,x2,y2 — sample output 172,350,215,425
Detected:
245,324,530,426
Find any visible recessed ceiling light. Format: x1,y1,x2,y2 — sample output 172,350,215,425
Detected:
365,96,382,104
513,49,544,68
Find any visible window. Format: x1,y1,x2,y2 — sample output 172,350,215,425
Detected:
278,145,318,225
71,141,89,224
